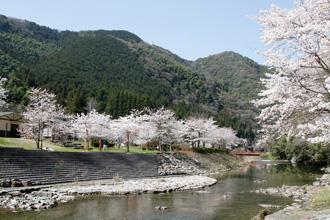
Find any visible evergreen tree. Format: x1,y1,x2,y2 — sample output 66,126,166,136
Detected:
67,88,86,114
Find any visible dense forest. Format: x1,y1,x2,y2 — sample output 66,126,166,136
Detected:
190,52,268,100
0,14,269,144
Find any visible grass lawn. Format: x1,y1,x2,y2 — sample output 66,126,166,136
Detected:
108,145,160,154
310,188,330,209
0,137,160,154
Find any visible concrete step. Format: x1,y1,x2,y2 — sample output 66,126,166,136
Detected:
0,147,160,185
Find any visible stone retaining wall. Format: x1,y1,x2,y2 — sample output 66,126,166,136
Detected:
0,147,161,185
0,147,210,186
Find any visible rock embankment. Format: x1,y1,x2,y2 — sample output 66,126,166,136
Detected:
0,186,61,211
157,152,246,176
0,178,41,188
252,167,330,220
157,153,207,175
0,175,217,211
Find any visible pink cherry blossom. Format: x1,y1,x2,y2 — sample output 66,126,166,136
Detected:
20,88,67,148
0,77,8,110
252,0,330,144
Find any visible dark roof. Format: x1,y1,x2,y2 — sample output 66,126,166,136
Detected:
53,118,70,127
0,112,15,117
0,112,25,123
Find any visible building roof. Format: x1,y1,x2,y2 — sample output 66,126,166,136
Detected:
0,112,25,123
53,118,70,127
0,112,15,117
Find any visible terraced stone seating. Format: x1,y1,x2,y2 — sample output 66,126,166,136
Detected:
0,147,160,185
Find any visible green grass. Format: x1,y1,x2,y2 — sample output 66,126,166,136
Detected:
91,145,160,154
0,137,40,150
0,138,10,145
310,188,330,209
0,138,88,152
0,138,160,154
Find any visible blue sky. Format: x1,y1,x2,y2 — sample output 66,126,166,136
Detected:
1,0,295,64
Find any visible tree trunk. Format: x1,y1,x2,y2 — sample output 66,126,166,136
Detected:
86,130,89,150
35,138,40,149
36,123,41,149
127,132,130,152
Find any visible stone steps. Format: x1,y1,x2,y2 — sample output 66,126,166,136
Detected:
0,147,160,185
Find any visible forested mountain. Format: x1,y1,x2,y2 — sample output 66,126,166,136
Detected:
189,52,269,133
190,51,268,101
0,14,268,144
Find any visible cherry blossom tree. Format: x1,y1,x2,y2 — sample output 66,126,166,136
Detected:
145,107,180,151
184,116,245,149
20,88,67,148
184,117,215,148
49,119,71,144
210,127,246,149
111,110,143,152
133,114,157,148
70,109,112,149
251,0,330,144
164,119,187,151
0,77,8,110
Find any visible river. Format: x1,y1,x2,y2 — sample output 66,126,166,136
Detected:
0,163,323,220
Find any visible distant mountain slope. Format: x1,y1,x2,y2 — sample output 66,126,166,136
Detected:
190,51,269,101
30,35,168,100
0,15,143,76
131,42,222,108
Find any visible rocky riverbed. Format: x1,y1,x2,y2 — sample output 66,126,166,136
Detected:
252,167,330,220
0,175,217,211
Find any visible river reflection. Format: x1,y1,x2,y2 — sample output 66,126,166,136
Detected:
0,164,323,220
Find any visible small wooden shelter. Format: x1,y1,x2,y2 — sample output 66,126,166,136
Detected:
0,112,25,137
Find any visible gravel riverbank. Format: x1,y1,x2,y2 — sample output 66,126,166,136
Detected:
0,175,217,211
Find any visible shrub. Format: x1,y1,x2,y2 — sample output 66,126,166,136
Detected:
270,136,330,165
191,147,229,154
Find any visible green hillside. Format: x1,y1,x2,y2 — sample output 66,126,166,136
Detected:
30,36,167,103
189,51,270,132
132,42,222,106
190,51,268,101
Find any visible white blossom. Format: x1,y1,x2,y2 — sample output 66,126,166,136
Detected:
70,109,112,148
184,117,242,148
69,107,245,151
110,110,143,152
20,88,67,148
0,77,8,110
141,107,192,151
251,0,330,144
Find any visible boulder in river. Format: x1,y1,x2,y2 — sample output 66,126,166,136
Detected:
251,209,272,220
155,206,168,210
0,179,11,187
